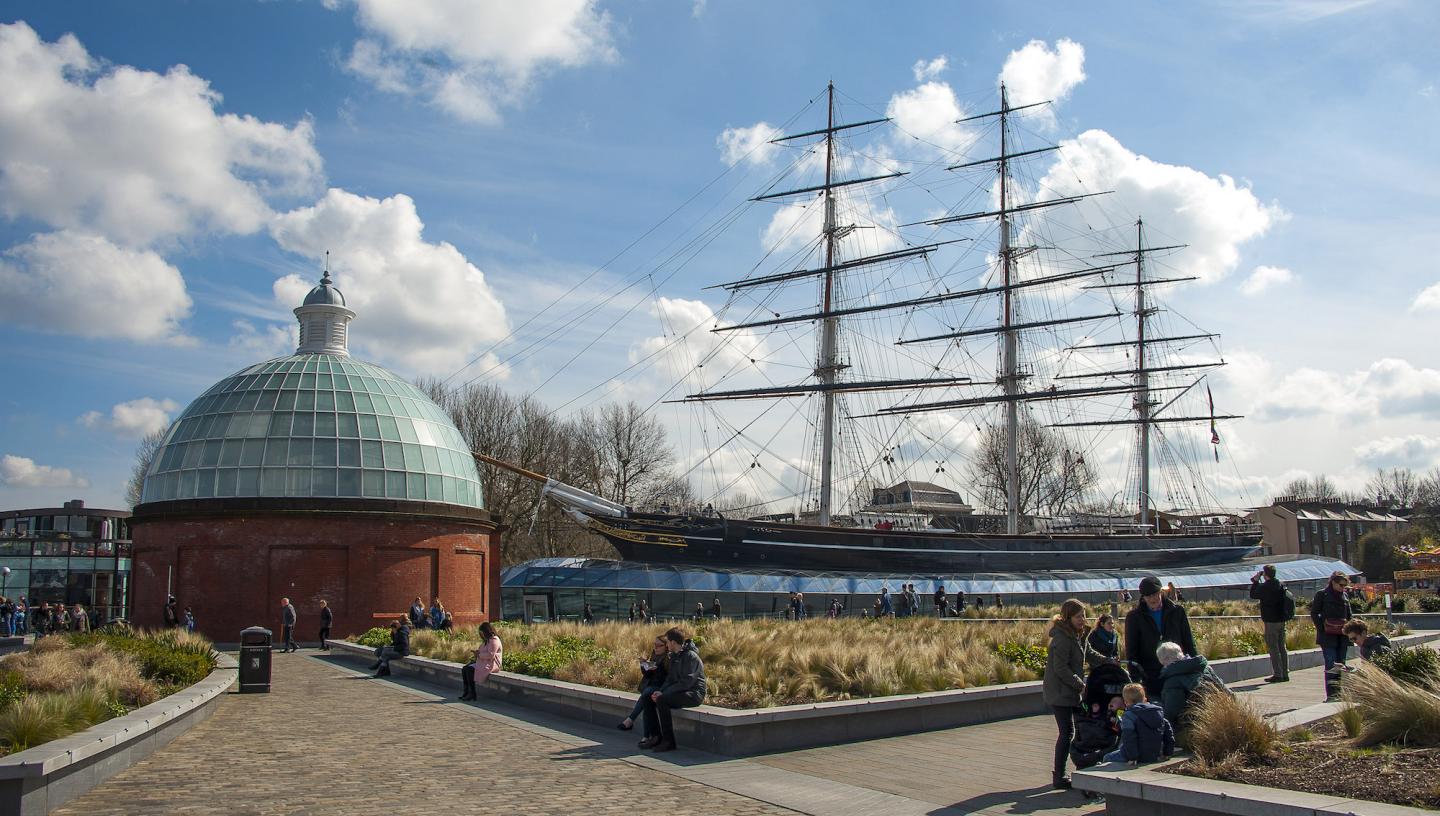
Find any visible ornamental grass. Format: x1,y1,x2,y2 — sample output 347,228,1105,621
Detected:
1181,689,1277,763
1340,661,1440,748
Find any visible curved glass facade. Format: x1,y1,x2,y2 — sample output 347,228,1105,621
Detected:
141,354,483,508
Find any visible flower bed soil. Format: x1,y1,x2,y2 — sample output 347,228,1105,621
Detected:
1166,719,1440,810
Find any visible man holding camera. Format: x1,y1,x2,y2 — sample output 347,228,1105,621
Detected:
1249,564,1295,682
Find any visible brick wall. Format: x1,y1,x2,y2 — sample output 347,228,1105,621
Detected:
131,510,499,642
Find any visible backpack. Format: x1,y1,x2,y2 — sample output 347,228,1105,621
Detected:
1281,587,1296,621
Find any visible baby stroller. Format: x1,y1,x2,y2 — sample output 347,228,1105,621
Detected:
1069,662,1131,769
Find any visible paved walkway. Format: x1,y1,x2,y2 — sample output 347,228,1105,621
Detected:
52,642,1425,816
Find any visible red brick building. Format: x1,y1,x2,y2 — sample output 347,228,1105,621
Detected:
130,271,501,641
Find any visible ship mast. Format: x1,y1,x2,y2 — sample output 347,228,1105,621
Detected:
998,85,1021,535
1135,218,1152,527
817,83,840,526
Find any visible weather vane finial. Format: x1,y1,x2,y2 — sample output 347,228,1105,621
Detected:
321,250,332,286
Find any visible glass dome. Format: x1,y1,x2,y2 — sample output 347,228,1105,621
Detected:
141,353,483,508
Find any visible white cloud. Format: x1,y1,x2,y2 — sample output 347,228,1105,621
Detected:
1239,265,1296,296
0,232,193,343
1410,281,1440,312
80,397,180,438
1040,130,1285,284
0,21,322,247
1354,435,1440,469
332,0,616,124
912,56,948,82
1251,358,1440,421
1226,0,1381,23
0,454,87,488
269,188,510,373
229,319,297,358
717,122,783,166
886,80,977,154
633,297,770,378
998,38,1086,124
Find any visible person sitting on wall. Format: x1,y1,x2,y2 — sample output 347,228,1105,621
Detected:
409,597,425,629
459,621,502,701
438,612,455,633
620,635,669,731
369,618,410,677
1156,641,1230,728
638,627,707,752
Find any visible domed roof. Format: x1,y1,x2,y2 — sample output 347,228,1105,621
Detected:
140,353,483,509
302,269,346,306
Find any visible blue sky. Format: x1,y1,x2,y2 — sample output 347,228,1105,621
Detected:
1,0,1438,512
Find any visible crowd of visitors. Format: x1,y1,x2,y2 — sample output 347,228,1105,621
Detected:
1,595,101,636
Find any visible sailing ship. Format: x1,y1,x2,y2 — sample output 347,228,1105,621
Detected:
486,82,1262,573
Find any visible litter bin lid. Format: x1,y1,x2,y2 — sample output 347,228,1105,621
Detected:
240,626,272,643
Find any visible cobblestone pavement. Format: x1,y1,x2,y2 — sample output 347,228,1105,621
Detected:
52,652,797,816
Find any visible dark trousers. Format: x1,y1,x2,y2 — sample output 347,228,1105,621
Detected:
318,626,331,650
461,663,477,696
1318,632,1348,697
1052,706,1077,779
631,683,661,726
641,689,702,745
282,624,297,651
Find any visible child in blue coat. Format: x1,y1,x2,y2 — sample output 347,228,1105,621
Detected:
1104,683,1175,764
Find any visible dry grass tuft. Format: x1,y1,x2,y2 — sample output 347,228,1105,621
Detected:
1341,662,1440,747
1183,689,1277,763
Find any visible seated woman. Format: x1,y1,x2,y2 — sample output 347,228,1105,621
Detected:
459,622,502,701
619,635,670,731
438,612,455,633
639,627,707,752
1157,641,1230,726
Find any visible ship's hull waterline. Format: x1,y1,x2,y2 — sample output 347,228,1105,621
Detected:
583,512,1261,573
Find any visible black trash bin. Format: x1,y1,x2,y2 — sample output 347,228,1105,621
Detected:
239,626,273,693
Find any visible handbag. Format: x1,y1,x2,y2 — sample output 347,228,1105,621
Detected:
1323,618,1346,636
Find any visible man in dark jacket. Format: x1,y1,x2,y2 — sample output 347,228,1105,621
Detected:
1125,576,1198,698
318,599,334,651
639,627,706,753
370,619,410,677
280,597,298,652
1249,564,1293,682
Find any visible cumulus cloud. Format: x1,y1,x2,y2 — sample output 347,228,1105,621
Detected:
1354,435,1440,469
1239,265,1296,296
912,56,948,82
0,232,193,343
269,188,509,372
80,398,180,438
999,39,1086,125
0,454,87,488
633,297,770,379
1250,358,1440,421
229,319,297,358
332,0,616,124
717,122,783,166
0,21,321,246
886,80,977,154
1410,281,1440,312
1039,130,1285,284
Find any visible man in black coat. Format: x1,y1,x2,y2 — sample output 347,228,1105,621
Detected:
1125,576,1198,698
280,597,298,652
318,599,334,651
1248,565,1292,682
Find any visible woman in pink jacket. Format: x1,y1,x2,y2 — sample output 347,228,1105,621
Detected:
459,621,502,701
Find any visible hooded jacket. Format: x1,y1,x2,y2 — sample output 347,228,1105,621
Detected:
1359,633,1392,660
1124,597,1198,684
1248,577,1290,623
1044,622,1102,708
659,641,707,701
1158,655,1225,724
1119,701,1175,762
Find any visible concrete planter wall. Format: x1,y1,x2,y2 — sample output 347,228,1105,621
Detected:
330,633,1437,756
0,654,237,816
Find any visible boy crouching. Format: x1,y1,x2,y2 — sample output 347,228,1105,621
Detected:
1104,683,1175,765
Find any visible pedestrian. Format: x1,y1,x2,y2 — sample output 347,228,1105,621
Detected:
995,594,1004,610
896,586,911,618
692,602,705,621
280,597,298,652
628,602,637,623
879,587,893,618
72,604,90,633
906,584,920,617
584,602,596,623
408,596,424,628
183,606,196,633
934,585,948,618
1249,564,1295,683
438,612,455,632
956,589,967,613
1088,613,1120,662
1044,598,1104,790
1157,641,1230,726
429,597,445,629
638,626,707,752
318,599,333,650
1124,576,1198,699
1342,620,1392,661
0,596,12,637
1311,571,1353,701
712,598,722,619
621,635,669,731
369,618,410,677
1102,683,1174,765
459,621,503,701
15,597,26,635
163,596,180,628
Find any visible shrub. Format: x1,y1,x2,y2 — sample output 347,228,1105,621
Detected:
1419,595,1440,613
355,627,391,648
995,641,1047,674
504,635,612,679
1183,688,1277,763
1370,646,1440,689
0,696,65,752
1338,703,1364,739
1342,662,1440,747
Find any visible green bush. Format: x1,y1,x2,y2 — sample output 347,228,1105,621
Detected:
1371,646,1440,689
994,641,1047,674
67,629,217,687
354,627,391,648
0,671,26,711
503,635,611,679
1418,595,1440,613
1230,630,1266,656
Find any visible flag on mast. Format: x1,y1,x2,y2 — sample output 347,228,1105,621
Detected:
1206,383,1220,461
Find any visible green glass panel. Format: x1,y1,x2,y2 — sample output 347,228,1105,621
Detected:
276,390,297,410
337,413,359,437
381,441,403,469
295,390,316,411
336,391,356,412
199,440,222,467
353,393,375,413
338,439,361,467
268,412,294,437
288,438,314,466
312,468,337,497
316,373,333,390
286,468,311,496
314,412,337,436
401,443,422,471
378,415,400,441
361,440,384,468
240,438,265,467
262,468,286,494
316,390,336,411
426,474,441,501
264,440,288,466
361,469,384,497
420,445,440,472
246,413,271,437
385,471,406,498
407,472,425,500
338,468,361,496
396,418,418,443
292,412,315,436
215,469,238,497
219,440,243,467
358,414,380,439
194,469,216,498
237,468,260,496
312,438,337,467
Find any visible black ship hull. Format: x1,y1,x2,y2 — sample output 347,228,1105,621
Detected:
583,513,1261,573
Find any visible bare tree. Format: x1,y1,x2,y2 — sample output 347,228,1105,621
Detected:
1365,467,1418,508
1417,467,1440,509
1278,474,1339,502
125,429,168,508
584,401,673,507
968,418,1097,516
